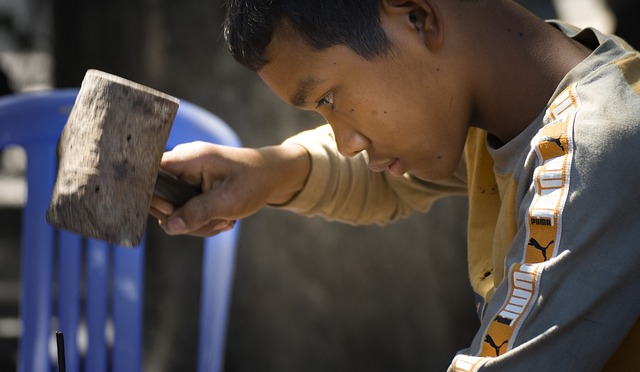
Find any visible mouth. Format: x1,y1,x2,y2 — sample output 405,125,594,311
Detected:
368,157,405,176
387,159,405,177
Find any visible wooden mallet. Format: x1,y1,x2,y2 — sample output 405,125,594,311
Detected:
46,69,200,247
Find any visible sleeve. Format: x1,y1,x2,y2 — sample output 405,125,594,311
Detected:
273,124,468,225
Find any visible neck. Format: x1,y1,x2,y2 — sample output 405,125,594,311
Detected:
463,1,591,145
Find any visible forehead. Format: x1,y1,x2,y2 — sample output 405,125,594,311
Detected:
262,24,316,69
258,26,358,107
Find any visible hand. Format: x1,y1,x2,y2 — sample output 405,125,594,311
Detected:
149,141,310,237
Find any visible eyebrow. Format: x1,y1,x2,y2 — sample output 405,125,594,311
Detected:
290,77,322,108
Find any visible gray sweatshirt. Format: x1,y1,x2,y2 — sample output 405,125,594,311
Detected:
279,22,640,371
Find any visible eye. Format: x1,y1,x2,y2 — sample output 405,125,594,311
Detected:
316,92,335,110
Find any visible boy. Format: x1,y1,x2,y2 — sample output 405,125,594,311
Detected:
150,0,640,370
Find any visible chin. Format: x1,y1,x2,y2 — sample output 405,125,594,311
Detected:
410,167,455,182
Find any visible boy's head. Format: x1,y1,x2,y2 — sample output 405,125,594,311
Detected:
222,1,576,183
224,0,392,72
223,0,479,182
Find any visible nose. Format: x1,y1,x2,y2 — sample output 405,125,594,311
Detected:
331,124,369,158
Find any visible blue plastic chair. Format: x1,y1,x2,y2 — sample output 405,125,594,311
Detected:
0,89,241,372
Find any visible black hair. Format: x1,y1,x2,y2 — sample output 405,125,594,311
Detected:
224,0,392,71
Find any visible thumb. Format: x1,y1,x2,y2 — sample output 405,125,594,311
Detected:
164,191,228,235
165,215,188,235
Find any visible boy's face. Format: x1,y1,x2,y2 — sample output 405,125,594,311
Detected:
258,7,473,181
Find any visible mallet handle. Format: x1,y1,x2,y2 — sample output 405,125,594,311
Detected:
154,169,201,207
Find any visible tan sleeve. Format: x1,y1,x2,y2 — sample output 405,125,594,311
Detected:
274,124,468,225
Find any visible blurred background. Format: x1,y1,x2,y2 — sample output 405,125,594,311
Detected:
0,0,637,371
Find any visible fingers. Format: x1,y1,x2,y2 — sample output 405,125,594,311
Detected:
178,219,237,237
160,191,239,237
163,216,236,237
153,204,237,238
151,195,175,216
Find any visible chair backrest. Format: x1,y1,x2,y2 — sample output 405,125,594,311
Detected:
0,89,241,372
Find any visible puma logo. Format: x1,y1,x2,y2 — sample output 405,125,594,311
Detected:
484,334,508,356
528,238,554,261
540,135,565,152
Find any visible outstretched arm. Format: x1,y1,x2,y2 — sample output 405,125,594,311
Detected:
151,124,468,237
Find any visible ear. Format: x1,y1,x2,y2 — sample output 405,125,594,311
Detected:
381,0,444,50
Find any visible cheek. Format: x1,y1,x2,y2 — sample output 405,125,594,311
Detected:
345,108,404,141
338,83,463,146
385,108,467,175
